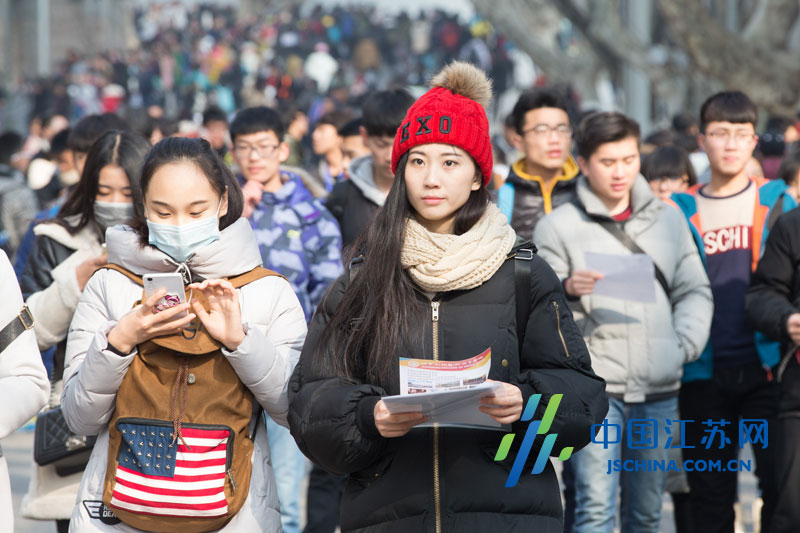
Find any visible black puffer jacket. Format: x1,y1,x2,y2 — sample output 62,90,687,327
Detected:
746,206,800,414
504,157,580,240
325,179,379,249
288,242,608,532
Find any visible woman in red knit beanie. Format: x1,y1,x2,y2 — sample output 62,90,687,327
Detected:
288,62,607,532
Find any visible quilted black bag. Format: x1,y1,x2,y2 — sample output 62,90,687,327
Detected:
33,406,96,477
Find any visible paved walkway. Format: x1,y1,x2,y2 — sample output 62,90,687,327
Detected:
5,427,760,532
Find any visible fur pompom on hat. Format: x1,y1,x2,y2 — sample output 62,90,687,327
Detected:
391,62,494,185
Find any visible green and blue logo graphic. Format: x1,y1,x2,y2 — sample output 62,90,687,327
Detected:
494,393,572,487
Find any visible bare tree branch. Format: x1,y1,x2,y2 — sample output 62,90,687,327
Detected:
551,0,686,82
741,0,800,50
657,0,800,114
471,0,593,80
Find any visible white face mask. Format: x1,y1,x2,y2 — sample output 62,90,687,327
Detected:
59,168,80,186
146,198,223,263
94,201,134,229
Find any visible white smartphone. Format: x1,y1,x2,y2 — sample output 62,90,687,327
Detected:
143,273,188,317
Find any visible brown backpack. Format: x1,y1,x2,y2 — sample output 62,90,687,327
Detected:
100,264,283,532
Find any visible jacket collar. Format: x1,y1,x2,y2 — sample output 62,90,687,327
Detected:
105,218,262,279
509,156,579,188
575,174,660,220
348,155,387,207
33,216,101,250
260,172,302,205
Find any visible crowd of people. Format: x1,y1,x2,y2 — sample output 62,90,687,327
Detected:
1,6,800,533
6,2,522,139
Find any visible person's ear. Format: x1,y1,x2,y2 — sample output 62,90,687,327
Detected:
277,142,291,164
471,169,482,191
359,126,369,145
577,155,589,176
697,133,706,153
219,188,229,218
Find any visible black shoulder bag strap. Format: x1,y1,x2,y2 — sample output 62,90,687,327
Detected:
767,192,786,232
0,306,34,354
511,239,535,352
349,255,364,283
593,218,670,298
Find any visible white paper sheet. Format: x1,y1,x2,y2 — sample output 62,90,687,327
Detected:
584,251,656,303
382,381,506,430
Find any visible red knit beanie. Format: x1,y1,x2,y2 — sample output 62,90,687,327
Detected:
391,62,494,185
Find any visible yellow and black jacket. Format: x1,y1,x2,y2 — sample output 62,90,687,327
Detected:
498,156,580,241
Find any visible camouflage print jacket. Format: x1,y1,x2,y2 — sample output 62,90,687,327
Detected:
243,171,343,322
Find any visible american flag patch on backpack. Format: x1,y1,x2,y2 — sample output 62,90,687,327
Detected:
109,420,233,517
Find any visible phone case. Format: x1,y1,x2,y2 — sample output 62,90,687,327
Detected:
143,273,187,316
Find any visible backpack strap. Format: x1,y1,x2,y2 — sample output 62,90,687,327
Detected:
767,191,786,232
101,265,285,355
227,266,286,288
103,264,285,288
570,199,671,298
497,182,515,222
508,236,535,353
103,263,144,285
348,255,364,283
591,217,670,298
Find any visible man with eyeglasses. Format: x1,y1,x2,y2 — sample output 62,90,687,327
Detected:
230,105,343,533
671,91,788,533
497,87,579,239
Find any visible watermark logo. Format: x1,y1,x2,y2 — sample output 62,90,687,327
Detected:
593,418,767,475
493,393,573,487
591,418,768,450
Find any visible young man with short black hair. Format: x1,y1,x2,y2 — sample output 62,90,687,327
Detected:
672,90,786,533
535,111,712,533
230,105,342,533
202,105,230,160
498,87,578,238
325,89,414,248
311,110,352,192
338,117,370,176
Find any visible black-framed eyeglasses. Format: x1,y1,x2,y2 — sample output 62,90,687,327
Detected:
233,143,280,158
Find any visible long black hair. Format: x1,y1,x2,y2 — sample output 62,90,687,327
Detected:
314,152,491,389
55,130,150,237
130,137,244,246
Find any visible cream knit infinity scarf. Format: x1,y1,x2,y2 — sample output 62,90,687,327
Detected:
401,203,516,292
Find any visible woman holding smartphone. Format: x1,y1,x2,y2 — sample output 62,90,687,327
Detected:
61,137,307,531
288,63,607,532
20,129,150,532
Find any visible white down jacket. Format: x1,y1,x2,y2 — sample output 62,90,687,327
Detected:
0,251,49,532
61,219,307,532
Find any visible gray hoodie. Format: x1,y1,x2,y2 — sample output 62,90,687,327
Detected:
348,155,386,207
